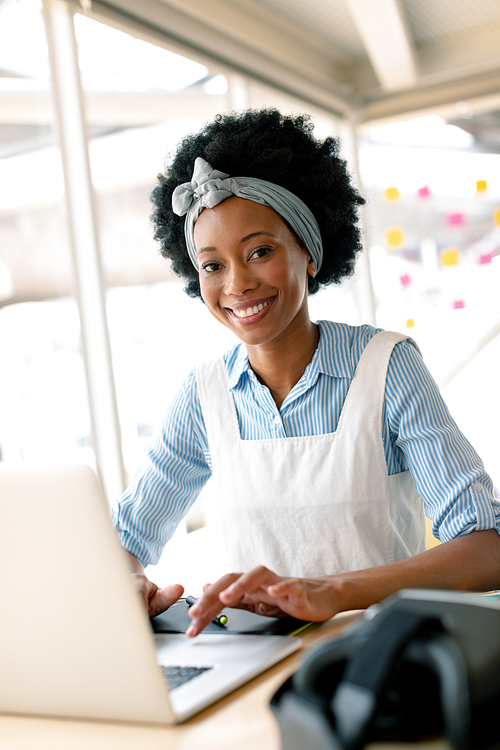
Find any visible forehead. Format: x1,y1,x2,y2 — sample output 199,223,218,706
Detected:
193,196,292,245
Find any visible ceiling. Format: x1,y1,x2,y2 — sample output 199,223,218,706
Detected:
140,0,500,125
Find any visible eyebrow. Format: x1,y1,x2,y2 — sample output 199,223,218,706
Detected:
197,231,277,256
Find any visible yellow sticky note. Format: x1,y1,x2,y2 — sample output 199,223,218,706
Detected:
440,248,461,267
406,318,415,328
384,187,400,202
494,208,500,226
477,180,487,193
384,227,405,249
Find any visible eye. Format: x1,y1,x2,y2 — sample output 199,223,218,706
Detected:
250,246,272,260
201,261,222,273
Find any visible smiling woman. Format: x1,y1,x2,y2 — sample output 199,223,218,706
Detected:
110,108,500,634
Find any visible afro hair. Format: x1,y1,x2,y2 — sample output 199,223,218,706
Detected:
150,108,365,298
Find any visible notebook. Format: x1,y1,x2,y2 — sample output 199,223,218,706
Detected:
0,464,301,724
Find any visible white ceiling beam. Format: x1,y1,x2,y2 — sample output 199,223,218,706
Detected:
0,85,227,124
345,0,417,91
358,70,500,125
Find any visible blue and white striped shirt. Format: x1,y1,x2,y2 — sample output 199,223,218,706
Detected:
112,321,500,566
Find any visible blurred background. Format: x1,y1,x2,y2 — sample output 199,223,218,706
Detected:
1,0,499,545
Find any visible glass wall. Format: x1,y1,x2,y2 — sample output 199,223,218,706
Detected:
0,0,93,467
358,115,500,492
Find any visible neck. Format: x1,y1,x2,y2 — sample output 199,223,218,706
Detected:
246,317,319,409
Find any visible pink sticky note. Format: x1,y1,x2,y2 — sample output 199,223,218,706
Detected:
479,252,494,265
452,299,466,309
400,273,411,287
447,213,465,227
417,186,430,199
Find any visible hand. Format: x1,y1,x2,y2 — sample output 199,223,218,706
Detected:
186,566,341,637
133,572,184,617
125,550,184,617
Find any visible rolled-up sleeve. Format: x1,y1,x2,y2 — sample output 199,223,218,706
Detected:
110,369,211,566
385,340,500,542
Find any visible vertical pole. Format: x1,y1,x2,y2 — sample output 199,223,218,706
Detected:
42,0,126,503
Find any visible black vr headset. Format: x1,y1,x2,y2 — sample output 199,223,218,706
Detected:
271,590,500,750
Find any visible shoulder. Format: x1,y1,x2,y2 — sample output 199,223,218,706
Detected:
317,320,382,347
317,320,422,374
317,320,383,369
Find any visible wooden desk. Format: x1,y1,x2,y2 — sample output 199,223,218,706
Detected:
0,612,449,750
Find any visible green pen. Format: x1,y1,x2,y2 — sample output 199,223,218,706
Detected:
186,595,228,627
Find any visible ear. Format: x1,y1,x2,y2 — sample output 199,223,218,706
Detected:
307,255,317,278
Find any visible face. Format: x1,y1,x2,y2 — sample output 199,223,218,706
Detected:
194,196,316,349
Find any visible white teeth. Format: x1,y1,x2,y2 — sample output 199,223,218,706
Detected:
233,301,269,318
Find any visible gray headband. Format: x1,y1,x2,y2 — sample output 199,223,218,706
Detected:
171,157,323,274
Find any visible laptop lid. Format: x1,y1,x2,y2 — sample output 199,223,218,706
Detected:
0,464,175,725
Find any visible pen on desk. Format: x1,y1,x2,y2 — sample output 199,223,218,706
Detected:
186,595,228,627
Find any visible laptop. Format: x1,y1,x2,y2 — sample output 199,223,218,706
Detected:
0,464,301,724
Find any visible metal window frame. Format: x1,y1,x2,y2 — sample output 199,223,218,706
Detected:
42,0,126,504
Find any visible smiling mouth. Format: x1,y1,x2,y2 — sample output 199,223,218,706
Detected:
228,298,274,320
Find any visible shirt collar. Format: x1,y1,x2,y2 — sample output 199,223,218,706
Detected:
226,343,252,390
314,320,355,379
225,320,355,390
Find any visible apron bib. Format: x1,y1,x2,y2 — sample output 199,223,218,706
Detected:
196,330,425,577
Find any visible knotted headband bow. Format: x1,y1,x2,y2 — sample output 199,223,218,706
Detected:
171,157,323,274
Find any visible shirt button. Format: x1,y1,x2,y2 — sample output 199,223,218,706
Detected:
473,482,484,493
273,415,281,425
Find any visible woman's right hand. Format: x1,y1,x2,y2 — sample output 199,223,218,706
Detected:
126,551,184,617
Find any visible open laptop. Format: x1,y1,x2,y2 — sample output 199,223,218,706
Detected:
0,464,301,725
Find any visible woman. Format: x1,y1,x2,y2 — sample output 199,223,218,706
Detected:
111,109,500,637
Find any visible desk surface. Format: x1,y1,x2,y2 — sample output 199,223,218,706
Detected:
0,612,449,750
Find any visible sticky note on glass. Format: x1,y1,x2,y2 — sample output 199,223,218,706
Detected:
417,186,430,199
447,213,465,227
494,208,500,226
440,248,461,267
384,187,400,202
476,180,487,193
400,273,411,287
384,227,405,249
406,318,415,328
452,299,466,309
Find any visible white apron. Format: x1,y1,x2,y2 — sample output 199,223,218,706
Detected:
196,330,426,577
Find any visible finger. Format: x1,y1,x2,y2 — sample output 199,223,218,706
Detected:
219,566,281,605
149,583,184,617
186,574,241,637
255,602,286,617
267,579,303,597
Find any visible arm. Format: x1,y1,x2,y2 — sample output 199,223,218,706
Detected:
185,528,500,636
384,340,499,543
111,370,211,616
110,368,211,567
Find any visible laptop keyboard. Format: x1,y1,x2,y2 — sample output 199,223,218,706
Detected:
160,665,213,691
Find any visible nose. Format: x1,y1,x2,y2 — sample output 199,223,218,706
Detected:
224,260,258,296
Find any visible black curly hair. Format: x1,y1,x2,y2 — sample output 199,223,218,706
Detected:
151,108,365,298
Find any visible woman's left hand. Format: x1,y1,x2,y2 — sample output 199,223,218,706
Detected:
185,566,340,637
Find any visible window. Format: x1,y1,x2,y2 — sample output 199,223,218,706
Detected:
0,0,92,467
